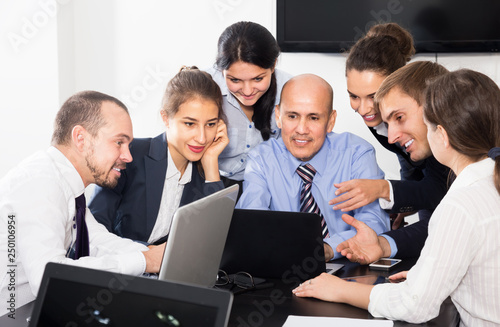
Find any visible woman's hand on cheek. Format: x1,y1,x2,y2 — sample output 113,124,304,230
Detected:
203,119,229,160
200,120,229,182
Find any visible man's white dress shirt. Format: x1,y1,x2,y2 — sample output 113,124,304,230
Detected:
0,147,148,315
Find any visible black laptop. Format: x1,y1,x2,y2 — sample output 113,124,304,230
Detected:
220,209,342,282
28,263,233,327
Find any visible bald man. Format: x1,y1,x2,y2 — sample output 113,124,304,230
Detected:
237,74,389,260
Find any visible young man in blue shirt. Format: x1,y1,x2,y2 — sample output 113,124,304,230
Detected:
237,74,390,260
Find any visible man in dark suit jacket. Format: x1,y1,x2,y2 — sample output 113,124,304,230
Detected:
368,126,424,182
382,155,449,258
89,133,224,245
368,129,450,258
335,148,449,261
334,61,451,262
367,126,449,214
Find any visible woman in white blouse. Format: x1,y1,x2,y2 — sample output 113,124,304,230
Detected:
293,69,500,326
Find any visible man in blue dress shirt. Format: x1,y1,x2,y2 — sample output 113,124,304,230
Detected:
237,74,390,260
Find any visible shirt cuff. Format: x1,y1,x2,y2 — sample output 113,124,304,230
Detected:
117,250,147,276
380,234,398,258
368,284,387,318
324,235,346,260
378,180,394,210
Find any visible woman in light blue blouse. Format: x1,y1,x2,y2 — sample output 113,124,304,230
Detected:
207,21,292,195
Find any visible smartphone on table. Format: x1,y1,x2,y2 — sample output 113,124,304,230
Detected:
368,258,401,270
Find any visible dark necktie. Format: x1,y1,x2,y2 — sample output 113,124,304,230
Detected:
297,164,329,238
74,193,89,259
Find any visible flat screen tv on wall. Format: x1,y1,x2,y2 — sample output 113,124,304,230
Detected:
277,0,500,53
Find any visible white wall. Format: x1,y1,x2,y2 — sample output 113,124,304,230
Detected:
0,0,60,176
2,0,500,180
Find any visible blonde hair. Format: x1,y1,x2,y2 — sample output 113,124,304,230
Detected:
374,61,448,110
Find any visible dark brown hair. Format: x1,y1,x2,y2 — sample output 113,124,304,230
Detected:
161,66,223,120
52,91,128,145
374,61,449,110
215,21,280,140
424,69,500,194
346,23,415,77
161,66,224,179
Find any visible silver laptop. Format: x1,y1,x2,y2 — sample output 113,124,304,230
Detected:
158,185,238,287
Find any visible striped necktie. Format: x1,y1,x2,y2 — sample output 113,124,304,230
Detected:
296,164,329,238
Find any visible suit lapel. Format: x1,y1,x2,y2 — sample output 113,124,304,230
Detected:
180,163,203,206
145,133,168,237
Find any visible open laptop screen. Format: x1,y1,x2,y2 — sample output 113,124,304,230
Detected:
220,209,329,280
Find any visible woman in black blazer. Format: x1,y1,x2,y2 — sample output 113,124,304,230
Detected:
89,67,228,244
330,24,451,258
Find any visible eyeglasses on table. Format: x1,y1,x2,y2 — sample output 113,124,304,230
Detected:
215,270,273,295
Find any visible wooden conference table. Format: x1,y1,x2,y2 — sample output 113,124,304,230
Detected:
227,257,460,327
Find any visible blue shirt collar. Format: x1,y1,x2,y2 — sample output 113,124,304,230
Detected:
280,134,331,178
210,67,229,97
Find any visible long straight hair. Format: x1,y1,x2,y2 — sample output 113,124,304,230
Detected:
215,21,280,140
